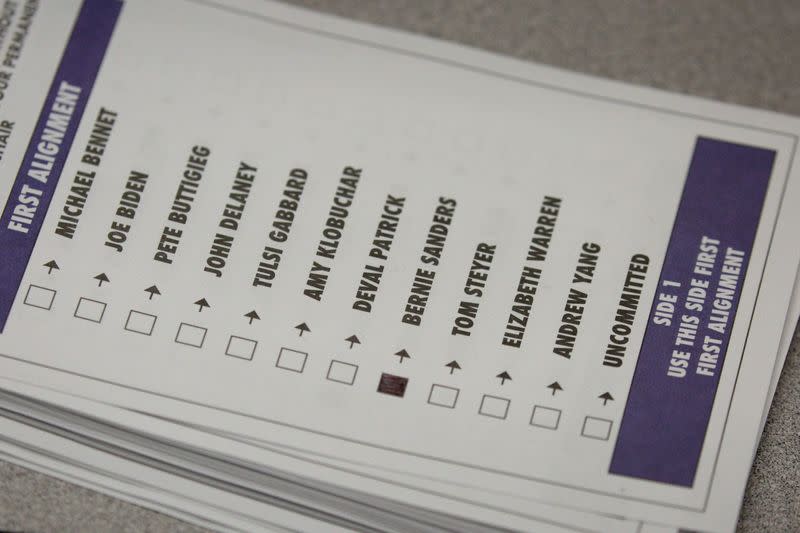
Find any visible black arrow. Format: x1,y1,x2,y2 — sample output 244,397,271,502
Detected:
547,381,563,395
496,371,512,385
94,273,110,286
295,322,310,336
445,360,461,374
43,260,59,274
394,349,411,364
194,298,210,312
345,334,360,349
244,310,260,324
144,285,161,300
599,392,614,406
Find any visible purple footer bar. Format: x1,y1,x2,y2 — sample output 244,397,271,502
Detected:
609,137,775,487
0,0,121,333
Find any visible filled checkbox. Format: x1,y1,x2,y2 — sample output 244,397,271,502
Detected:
226,335,257,360
428,384,459,408
175,322,207,348
125,310,157,335
276,347,307,373
478,394,510,419
530,405,561,430
24,284,56,310
74,297,106,323
326,360,358,385
377,373,408,397
581,416,613,441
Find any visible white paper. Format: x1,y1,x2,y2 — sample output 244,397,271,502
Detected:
0,1,798,532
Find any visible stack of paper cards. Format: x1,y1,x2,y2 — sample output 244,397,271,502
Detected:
0,1,798,531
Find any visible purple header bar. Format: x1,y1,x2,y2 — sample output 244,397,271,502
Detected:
609,137,775,486
0,0,121,332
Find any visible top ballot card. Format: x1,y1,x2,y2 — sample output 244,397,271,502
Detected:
0,1,798,531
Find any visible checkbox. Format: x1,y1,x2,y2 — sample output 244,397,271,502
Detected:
377,373,408,397
74,297,106,323
428,384,459,408
530,405,561,430
581,416,613,441
226,335,257,361
276,347,307,373
24,285,56,310
326,360,358,385
175,322,207,348
478,395,510,419
124,310,157,335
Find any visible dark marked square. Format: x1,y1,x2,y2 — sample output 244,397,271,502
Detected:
377,372,408,397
